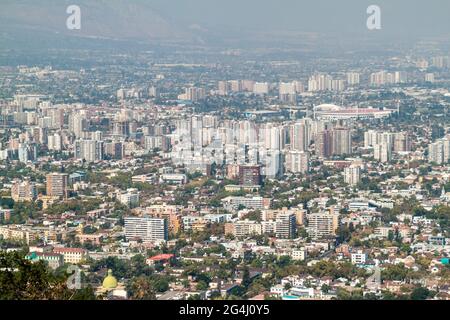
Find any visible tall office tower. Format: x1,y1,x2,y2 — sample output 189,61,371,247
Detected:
393,132,411,152
68,113,87,138
374,142,392,163
275,212,296,239
308,212,340,240
263,150,282,179
425,73,435,83
344,165,361,186
46,173,68,198
124,216,168,244
261,124,282,150
346,72,360,86
315,130,333,158
218,81,229,95
239,165,261,186
394,71,408,84
331,128,352,156
104,142,123,160
290,121,309,151
241,80,255,92
190,115,203,146
271,125,283,150
253,82,269,95
11,180,37,202
285,151,309,174
75,139,104,163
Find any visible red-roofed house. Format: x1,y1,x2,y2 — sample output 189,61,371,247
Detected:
146,254,175,266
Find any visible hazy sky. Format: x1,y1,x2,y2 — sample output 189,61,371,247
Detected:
2,0,450,49
148,0,450,37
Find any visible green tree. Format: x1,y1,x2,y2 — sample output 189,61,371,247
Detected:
410,286,430,300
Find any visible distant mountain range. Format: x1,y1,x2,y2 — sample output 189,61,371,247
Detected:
2,0,450,52
0,0,195,46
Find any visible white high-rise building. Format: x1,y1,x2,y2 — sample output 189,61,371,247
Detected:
182,87,206,102
347,72,360,86
75,139,103,162
344,165,361,186
119,189,140,208
308,212,340,240
285,151,309,174
48,133,62,151
308,74,333,91
290,121,309,151
279,82,296,95
393,132,411,152
394,71,408,84
275,212,296,239
331,128,352,156
229,80,242,92
253,82,269,95
364,131,394,149
279,82,297,103
124,216,168,244
425,73,435,83
218,81,229,95
370,71,396,86
69,113,87,138
331,79,345,91
374,142,392,163
428,138,450,164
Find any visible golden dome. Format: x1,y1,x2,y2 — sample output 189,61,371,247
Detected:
102,269,118,289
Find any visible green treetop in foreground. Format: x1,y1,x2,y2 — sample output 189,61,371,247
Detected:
0,251,95,300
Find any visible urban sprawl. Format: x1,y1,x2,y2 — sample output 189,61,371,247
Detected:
0,50,449,300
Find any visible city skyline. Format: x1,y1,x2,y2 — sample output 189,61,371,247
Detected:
0,0,449,307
